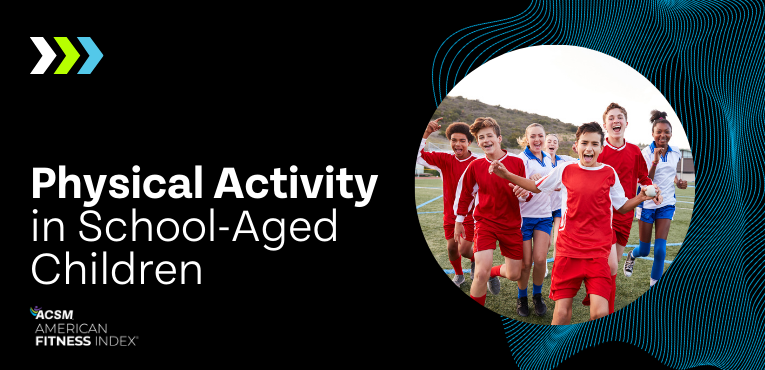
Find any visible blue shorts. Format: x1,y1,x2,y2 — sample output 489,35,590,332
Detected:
640,205,676,223
521,217,553,240
552,209,561,218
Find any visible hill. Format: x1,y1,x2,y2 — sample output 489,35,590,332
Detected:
430,96,580,157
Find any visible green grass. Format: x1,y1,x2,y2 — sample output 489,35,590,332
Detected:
416,177,695,324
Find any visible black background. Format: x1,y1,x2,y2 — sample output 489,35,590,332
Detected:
13,5,719,369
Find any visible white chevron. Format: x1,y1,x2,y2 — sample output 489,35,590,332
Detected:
30,37,57,74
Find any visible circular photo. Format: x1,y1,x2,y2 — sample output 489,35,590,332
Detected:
415,45,694,325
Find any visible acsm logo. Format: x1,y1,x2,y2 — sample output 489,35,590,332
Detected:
31,306,73,320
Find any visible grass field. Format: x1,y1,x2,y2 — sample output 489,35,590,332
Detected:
416,177,695,324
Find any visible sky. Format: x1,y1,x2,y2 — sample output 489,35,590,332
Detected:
447,45,690,150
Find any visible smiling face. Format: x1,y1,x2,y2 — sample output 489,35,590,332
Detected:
477,127,502,159
450,132,471,159
546,134,559,156
604,108,628,141
576,132,603,167
526,126,546,155
652,122,672,148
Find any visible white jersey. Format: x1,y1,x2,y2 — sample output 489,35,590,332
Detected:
641,143,681,210
550,154,577,212
518,148,553,218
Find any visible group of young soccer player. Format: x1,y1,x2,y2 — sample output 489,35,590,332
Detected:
418,102,688,325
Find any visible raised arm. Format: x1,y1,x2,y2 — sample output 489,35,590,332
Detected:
646,147,664,181
417,118,446,168
423,117,443,139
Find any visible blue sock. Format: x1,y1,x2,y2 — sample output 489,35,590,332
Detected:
651,239,667,280
518,288,528,298
533,284,543,295
633,240,651,257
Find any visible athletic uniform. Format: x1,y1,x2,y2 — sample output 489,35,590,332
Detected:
599,139,653,246
550,154,577,218
535,162,628,301
417,139,479,240
640,143,680,221
518,148,553,240
631,143,681,284
454,150,527,260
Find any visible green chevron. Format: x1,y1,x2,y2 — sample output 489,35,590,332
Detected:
53,37,80,74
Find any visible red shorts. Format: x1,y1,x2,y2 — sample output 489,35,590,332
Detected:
472,227,522,260
611,216,632,246
444,222,475,242
549,256,612,301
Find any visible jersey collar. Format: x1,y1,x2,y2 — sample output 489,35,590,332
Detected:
523,147,548,167
551,154,562,168
605,138,627,151
577,162,605,170
649,142,672,162
483,149,509,163
455,150,474,162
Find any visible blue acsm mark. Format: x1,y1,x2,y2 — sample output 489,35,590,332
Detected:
416,195,443,209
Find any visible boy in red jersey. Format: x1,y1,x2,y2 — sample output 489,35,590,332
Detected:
489,122,657,324
596,103,661,313
454,117,529,306
418,118,482,287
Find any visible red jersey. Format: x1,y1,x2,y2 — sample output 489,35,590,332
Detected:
417,139,479,225
598,139,652,222
454,151,527,232
536,162,628,259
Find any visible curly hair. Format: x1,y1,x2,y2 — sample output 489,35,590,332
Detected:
649,110,672,132
445,122,474,142
469,117,501,138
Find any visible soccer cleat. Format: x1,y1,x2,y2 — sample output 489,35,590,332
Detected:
487,276,501,295
532,293,547,316
624,251,636,277
453,274,465,287
517,297,530,317
470,261,476,280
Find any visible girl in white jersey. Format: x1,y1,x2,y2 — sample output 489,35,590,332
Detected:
545,134,577,276
514,123,553,317
623,110,688,286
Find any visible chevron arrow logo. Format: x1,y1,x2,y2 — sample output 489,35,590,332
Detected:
77,37,103,74
53,37,80,74
30,37,56,74
30,37,103,74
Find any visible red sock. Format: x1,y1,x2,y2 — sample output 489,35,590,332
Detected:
609,274,617,314
471,294,486,306
450,258,463,275
490,265,503,278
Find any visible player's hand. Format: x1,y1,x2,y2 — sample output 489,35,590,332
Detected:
677,179,688,189
654,193,663,205
454,222,465,243
653,147,665,163
530,174,543,181
424,117,443,138
640,185,657,200
489,160,510,178
513,184,530,199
